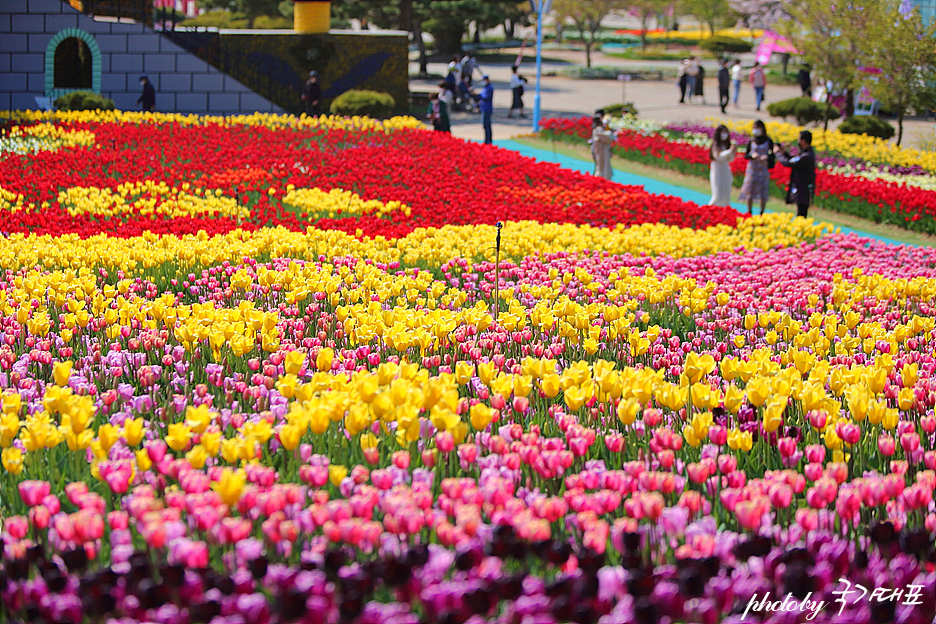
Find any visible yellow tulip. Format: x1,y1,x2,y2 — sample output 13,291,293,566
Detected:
52,360,73,386
213,468,247,506
684,352,715,384
165,422,192,452
360,431,378,450
617,398,640,425
746,377,770,408
329,464,348,487
123,418,145,447
201,430,221,456
316,347,334,372
279,423,303,451
186,445,208,469
284,350,306,375
1,447,24,475
98,423,120,452
469,403,494,431
901,363,918,388
135,448,152,472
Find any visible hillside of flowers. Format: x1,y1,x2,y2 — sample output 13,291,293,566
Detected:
0,111,935,624
541,116,936,234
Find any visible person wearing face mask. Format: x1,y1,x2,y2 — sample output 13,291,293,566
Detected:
708,125,736,207
774,130,816,218
589,114,616,180
739,120,774,215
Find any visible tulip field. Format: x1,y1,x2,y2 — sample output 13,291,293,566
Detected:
542,116,936,235
1,110,936,624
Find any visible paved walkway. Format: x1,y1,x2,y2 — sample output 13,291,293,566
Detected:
496,139,908,247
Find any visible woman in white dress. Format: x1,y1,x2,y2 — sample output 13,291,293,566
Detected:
708,124,736,207
589,115,616,180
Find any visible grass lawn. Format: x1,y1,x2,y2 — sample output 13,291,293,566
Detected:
513,135,936,248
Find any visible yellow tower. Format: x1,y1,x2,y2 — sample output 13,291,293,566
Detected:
294,0,331,34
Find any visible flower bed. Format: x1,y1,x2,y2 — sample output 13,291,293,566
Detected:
0,112,935,624
541,116,936,233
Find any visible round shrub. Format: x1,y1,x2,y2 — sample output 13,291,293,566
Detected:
838,115,895,140
699,36,753,55
53,91,116,112
600,102,638,117
767,97,839,126
329,90,396,119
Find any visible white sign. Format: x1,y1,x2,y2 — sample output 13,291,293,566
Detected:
618,74,631,82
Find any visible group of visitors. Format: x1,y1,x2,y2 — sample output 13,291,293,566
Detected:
681,58,776,112
708,120,816,218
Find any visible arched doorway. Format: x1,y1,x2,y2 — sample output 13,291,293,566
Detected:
54,37,93,89
45,29,102,101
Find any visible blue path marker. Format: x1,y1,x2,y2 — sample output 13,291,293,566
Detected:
495,139,911,247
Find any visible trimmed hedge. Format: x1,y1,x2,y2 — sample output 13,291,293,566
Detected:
53,91,116,111
767,97,839,127
838,115,895,140
601,103,638,117
329,90,396,118
699,35,753,55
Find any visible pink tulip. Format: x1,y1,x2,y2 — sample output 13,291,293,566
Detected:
18,480,51,507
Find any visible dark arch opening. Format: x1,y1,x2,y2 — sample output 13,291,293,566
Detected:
54,37,93,90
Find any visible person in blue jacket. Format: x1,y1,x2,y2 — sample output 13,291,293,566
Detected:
479,75,494,145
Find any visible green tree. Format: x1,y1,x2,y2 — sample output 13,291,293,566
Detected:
552,0,625,68
860,2,936,145
197,0,282,28
632,0,670,48
779,0,872,128
680,0,733,36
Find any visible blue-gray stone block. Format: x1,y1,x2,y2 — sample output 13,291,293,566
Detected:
1,1,30,14
28,0,62,13
45,14,79,32
95,34,128,54
11,93,36,111
209,92,239,112
110,53,143,72
156,92,175,111
110,92,138,111
12,53,43,72
12,14,46,33
223,75,251,92
0,35,27,53
0,54,9,73
5,73,28,91
98,54,110,72
159,72,190,92
109,22,146,35
144,54,175,73
27,72,44,92
200,73,224,92
0,14,11,32
128,35,160,53
159,38,184,55
28,34,52,54
80,18,114,34
175,92,207,112
239,92,271,113
175,53,209,74
0,94,10,112
101,73,126,92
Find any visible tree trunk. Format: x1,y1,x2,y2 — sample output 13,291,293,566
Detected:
781,53,789,75
585,39,592,68
505,18,515,40
641,16,649,49
473,22,481,44
823,99,833,131
399,0,412,32
845,88,854,118
897,109,904,146
556,22,563,43
414,20,428,75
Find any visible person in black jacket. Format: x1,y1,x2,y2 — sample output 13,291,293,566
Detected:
797,65,812,98
775,130,816,218
137,76,155,112
302,70,322,116
717,59,730,113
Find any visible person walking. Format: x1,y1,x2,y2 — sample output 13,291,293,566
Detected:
750,63,766,111
775,130,816,218
479,74,494,145
686,57,700,104
137,75,156,112
797,64,812,98
507,65,528,118
461,53,482,87
589,114,616,180
717,60,731,114
731,59,742,108
708,125,736,207
739,120,774,215
695,63,706,105
678,59,689,104
436,83,453,133
301,70,322,116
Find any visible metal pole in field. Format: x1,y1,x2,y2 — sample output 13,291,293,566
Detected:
532,1,545,132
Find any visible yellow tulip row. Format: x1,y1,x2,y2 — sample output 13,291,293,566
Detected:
57,181,249,220
281,187,412,219
0,214,830,275
0,110,424,133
